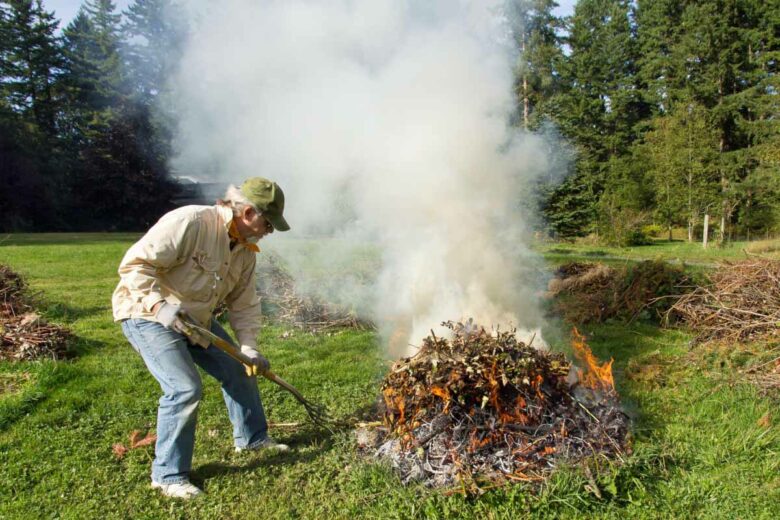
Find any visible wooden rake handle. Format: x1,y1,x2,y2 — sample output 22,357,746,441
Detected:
178,317,318,408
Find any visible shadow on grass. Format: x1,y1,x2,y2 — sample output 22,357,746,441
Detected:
547,247,574,255
193,427,335,483
578,322,702,502
545,317,693,499
0,233,141,247
193,396,383,484
0,335,106,432
584,322,675,428
44,302,111,323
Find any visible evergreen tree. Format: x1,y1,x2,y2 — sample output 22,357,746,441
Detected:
673,1,764,241
0,104,57,231
59,10,101,144
0,0,61,134
123,0,187,105
71,101,175,230
545,0,649,237
640,102,719,241
0,4,11,103
80,0,124,109
122,0,188,167
634,0,686,113
58,0,175,229
733,0,780,237
505,0,564,129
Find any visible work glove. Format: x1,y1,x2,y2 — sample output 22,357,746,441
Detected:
154,303,209,346
155,302,183,330
241,345,270,373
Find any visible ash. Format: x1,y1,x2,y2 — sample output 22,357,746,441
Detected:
362,321,629,489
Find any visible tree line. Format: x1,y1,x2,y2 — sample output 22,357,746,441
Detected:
0,0,184,231
1,0,778,241
511,0,779,244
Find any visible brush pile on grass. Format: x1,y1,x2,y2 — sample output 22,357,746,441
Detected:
669,258,780,344
255,253,373,331
0,264,71,361
367,321,628,489
547,260,688,324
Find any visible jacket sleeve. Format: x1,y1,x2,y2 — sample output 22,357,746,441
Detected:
117,214,201,313
225,252,262,349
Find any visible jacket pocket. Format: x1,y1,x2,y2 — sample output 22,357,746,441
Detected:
185,250,220,302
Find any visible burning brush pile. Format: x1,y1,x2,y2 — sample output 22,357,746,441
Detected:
0,264,71,361
370,321,628,489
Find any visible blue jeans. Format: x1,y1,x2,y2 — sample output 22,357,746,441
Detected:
121,318,269,484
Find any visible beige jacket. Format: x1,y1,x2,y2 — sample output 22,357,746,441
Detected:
112,205,262,348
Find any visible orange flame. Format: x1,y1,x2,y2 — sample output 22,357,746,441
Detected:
571,328,615,392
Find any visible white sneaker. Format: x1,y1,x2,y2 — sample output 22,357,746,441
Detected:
151,480,203,499
235,437,290,453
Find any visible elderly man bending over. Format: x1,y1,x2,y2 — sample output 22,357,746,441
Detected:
112,177,290,499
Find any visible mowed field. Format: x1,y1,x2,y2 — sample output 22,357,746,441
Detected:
1,234,779,519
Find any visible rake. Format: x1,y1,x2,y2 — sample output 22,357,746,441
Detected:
177,317,334,429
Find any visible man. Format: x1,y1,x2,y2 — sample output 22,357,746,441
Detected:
112,177,291,499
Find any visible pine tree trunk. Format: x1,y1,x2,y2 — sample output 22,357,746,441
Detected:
522,35,529,129
687,127,694,242
688,217,694,243
718,76,727,245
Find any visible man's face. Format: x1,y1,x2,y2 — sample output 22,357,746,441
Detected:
238,206,274,239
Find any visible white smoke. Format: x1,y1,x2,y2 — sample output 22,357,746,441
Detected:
171,0,556,357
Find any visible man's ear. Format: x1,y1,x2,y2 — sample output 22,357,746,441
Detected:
242,205,255,219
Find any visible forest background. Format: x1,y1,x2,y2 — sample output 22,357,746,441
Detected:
1,0,778,246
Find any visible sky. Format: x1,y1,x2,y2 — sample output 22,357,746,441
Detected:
44,0,577,28
45,0,131,28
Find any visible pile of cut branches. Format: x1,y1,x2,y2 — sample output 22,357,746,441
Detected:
0,264,71,361
369,321,628,489
547,261,688,324
669,258,780,344
255,253,373,331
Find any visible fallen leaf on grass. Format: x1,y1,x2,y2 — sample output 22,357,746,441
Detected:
129,430,157,448
758,412,771,428
113,430,157,459
112,444,129,459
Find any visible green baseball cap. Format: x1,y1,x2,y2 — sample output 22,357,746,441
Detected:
240,177,290,232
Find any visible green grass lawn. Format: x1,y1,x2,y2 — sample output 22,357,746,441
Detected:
1,234,779,519
537,237,777,266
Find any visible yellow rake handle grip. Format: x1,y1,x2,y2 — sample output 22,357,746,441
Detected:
215,342,258,377
177,318,259,377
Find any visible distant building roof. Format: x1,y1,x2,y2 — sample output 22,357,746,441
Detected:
171,177,228,207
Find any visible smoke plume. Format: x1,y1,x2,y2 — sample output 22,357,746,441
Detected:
171,0,558,357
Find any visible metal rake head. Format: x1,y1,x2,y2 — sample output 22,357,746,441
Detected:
263,370,335,430
301,399,334,428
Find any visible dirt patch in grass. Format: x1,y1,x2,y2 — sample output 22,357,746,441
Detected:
684,338,780,397
624,350,679,389
0,372,31,396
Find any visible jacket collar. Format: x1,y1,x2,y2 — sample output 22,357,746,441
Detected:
217,205,260,253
